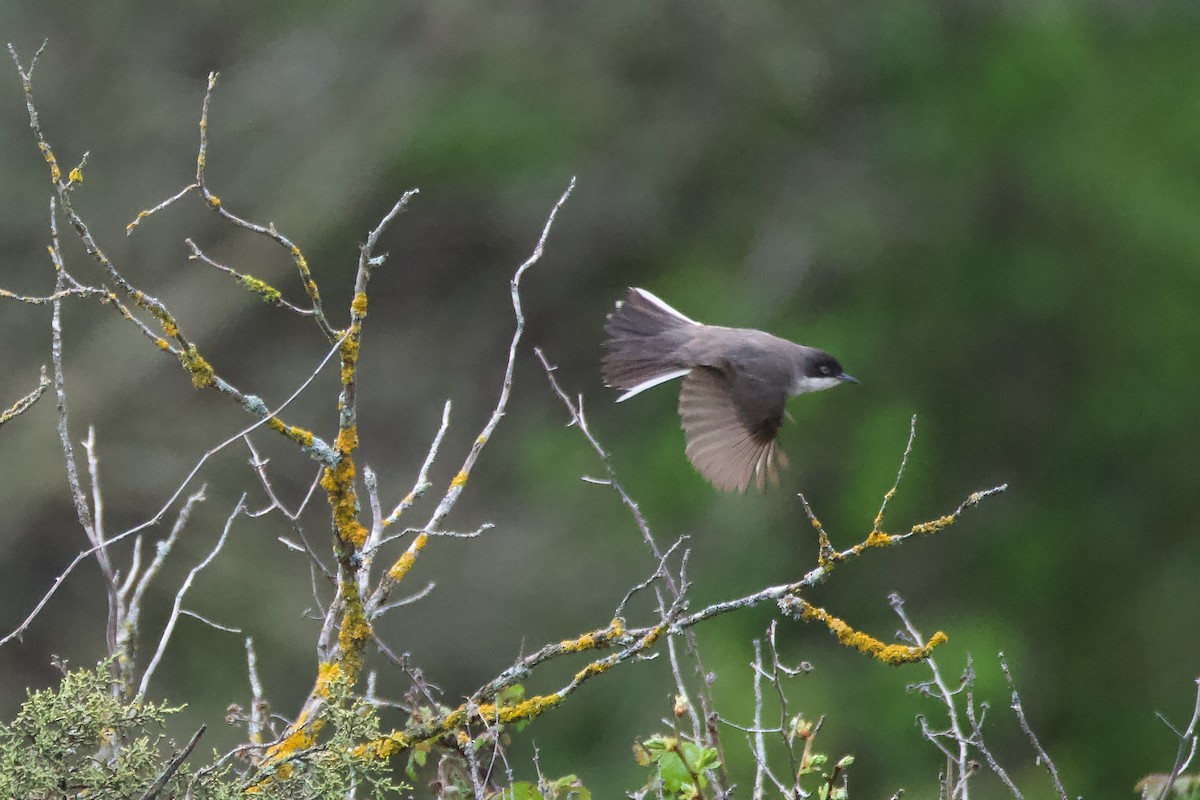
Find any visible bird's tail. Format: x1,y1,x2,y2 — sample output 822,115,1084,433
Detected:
602,288,698,402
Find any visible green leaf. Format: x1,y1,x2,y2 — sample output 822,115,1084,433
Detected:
500,782,543,800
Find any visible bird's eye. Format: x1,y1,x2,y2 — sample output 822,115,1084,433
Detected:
819,363,832,375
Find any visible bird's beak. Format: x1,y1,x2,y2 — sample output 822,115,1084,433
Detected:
838,373,859,384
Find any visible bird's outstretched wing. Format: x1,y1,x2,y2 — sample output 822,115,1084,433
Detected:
677,367,788,493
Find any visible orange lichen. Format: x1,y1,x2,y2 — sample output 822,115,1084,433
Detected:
450,470,468,490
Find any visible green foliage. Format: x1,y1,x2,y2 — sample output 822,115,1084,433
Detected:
632,735,720,799
1137,774,1200,800
196,672,408,799
0,660,409,799
498,774,591,800
0,660,187,798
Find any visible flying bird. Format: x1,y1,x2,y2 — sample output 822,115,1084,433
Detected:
601,288,856,492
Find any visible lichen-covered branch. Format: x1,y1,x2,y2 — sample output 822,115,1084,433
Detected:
7,45,339,465
0,366,49,429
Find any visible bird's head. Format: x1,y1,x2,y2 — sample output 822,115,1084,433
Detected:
792,350,857,395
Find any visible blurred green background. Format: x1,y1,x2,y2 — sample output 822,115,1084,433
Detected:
2,2,1199,796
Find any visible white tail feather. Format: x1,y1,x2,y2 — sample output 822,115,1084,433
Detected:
616,368,693,402
631,288,697,325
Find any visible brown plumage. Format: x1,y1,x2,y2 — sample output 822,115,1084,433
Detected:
602,288,855,492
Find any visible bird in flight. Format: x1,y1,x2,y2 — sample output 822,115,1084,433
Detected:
602,288,856,492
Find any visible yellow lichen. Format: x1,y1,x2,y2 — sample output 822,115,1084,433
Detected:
38,142,60,183
315,661,344,697
339,335,359,387
351,292,368,318
799,599,946,665
335,424,358,454
864,530,893,547
557,618,624,654
320,458,368,549
264,418,315,449
289,425,315,448
206,194,221,208
336,583,372,672
352,732,411,761
239,275,283,305
178,345,214,388
560,633,596,652
573,660,612,683
68,167,83,184
474,693,561,725
154,338,170,351
450,470,468,490
387,533,427,582
911,515,956,535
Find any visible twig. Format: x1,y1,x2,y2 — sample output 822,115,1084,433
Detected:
962,659,1024,798
534,347,727,787
138,724,206,800
125,183,199,234
192,72,338,340
185,239,312,315
368,178,575,612
379,399,452,530
138,495,246,698
1156,677,1200,798
246,637,269,758
179,610,242,634
892,593,971,800
875,415,918,533
0,334,344,649
424,178,575,532
999,652,1067,800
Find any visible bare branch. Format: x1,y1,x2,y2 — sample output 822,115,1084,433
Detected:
138,724,206,800
368,178,575,612
875,414,918,533
138,495,246,698
380,399,452,531
191,72,338,340
125,183,199,234
1154,677,1200,798
892,593,972,800
999,653,1067,800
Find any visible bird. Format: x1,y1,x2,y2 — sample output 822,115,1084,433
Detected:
601,287,856,493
